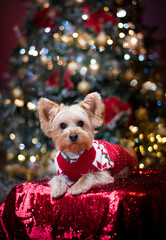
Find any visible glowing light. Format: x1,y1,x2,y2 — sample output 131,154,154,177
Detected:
139,146,145,156
30,155,36,163
18,154,25,162
99,46,105,52
119,32,125,38
117,9,127,18
148,146,153,152
76,56,83,62
40,48,48,55
4,99,11,105
80,66,87,75
28,48,38,56
130,79,137,87
157,101,162,106
62,20,69,26
44,27,51,33
107,39,113,45
138,54,145,61
104,6,109,12
89,62,100,73
118,22,124,28
129,30,134,35
27,102,36,110
162,137,166,143
156,134,161,139
9,133,15,140
72,32,78,38
90,59,96,64
150,136,155,142
139,163,144,169
129,125,138,133
153,144,158,150
139,134,144,140
30,46,35,50
14,99,24,107
123,42,129,48
124,54,130,60
44,2,50,8
131,37,138,45
124,23,129,29
142,81,157,91
157,152,162,157
82,14,88,20
32,138,38,144
22,55,29,62
19,48,25,54
59,25,64,31
53,33,59,39
19,143,25,150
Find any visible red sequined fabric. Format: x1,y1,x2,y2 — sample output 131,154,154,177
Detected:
0,170,166,239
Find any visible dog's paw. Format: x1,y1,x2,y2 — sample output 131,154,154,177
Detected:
49,176,67,198
68,183,85,196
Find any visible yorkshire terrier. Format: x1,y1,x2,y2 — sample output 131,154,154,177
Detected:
37,92,137,198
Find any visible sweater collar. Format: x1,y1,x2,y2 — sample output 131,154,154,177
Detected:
61,150,84,163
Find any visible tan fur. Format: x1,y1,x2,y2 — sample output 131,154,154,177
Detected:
37,92,115,198
68,171,114,195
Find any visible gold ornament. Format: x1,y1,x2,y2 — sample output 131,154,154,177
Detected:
77,32,91,49
155,88,164,100
135,107,148,121
67,61,78,72
53,33,61,41
96,32,109,46
77,80,90,95
11,87,24,99
108,69,120,76
89,62,100,73
40,55,48,66
17,67,27,78
124,69,135,81
61,35,73,46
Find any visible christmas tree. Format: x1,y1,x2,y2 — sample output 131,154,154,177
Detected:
0,0,166,179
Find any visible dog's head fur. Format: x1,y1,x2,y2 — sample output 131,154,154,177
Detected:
37,92,102,154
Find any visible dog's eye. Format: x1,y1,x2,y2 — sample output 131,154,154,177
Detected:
77,121,84,127
60,123,67,129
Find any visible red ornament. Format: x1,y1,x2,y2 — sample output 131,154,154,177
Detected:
63,70,74,89
46,70,59,87
103,96,132,129
46,69,74,89
34,7,58,30
84,9,116,33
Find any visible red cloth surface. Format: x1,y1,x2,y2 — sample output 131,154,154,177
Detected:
0,170,166,240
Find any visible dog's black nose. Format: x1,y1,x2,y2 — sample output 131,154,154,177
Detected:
69,133,78,142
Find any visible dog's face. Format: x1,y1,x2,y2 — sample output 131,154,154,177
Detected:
37,92,102,154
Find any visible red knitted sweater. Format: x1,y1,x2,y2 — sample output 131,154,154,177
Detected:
54,140,138,182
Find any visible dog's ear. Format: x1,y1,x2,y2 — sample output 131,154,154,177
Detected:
37,98,60,137
79,92,102,128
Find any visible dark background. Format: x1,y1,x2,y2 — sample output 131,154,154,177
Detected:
0,0,166,88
